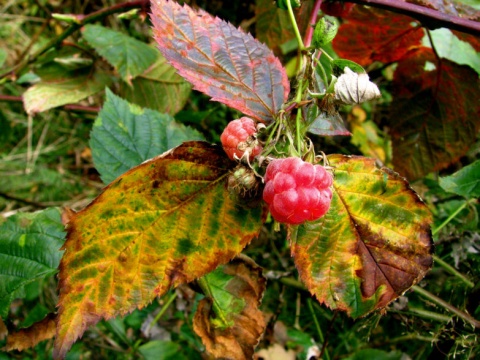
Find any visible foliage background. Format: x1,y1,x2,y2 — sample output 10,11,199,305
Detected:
0,0,479,359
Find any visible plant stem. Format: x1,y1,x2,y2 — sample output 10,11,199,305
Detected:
279,276,307,291
433,254,475,288
147,291,177,331
307,298,330,360
304,0,324,48
286,0,306,51
406,307,452,323
344,0,480,36
432,200,468,236
412,285,480,328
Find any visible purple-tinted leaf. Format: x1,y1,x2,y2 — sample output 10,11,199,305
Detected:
150,0,290,123
307,104,351,136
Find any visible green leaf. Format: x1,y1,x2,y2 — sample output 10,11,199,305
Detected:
423,28,480,75
312,16,339,49
22,69,110,115
138,340,187,360
54,142,266,358
331,59,366,76
0,208,66,319
200,269,245,329
82,24,158,83
439,160,480,198
291,155,433,318
120,52,191,115
193,256,266,360
90,89,205,184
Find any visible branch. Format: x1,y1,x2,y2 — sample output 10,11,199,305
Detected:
345,0,480,36
0,0,150,80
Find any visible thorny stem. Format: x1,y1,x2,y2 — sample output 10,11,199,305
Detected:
412,286,480,328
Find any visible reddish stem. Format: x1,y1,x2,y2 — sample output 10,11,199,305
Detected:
304,0,324,48
344,0,480,36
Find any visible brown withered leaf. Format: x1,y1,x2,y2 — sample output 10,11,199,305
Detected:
5,314,56,352
193,255,267,360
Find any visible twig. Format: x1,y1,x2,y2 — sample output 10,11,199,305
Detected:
0,191,47,209
344,0,480,36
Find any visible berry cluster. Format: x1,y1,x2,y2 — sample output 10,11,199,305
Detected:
262,157,333,225
220,117,262,161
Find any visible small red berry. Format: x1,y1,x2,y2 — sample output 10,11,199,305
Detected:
320,1,355,18
263,157,333,225
220,117,263,161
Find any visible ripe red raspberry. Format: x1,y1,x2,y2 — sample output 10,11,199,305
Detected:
321,1,355,17
263,157,333,225
220,117,263,161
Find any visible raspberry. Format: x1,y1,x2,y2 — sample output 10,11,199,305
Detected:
320,1,355,17
220,117,263,161
263,157,333,225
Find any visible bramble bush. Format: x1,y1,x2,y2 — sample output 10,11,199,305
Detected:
0,0,479,359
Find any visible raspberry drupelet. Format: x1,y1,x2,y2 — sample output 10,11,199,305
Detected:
220,117,263,161
263,157,333,225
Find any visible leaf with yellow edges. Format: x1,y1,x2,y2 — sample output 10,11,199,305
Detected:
290,155,433,318
53,141,266,359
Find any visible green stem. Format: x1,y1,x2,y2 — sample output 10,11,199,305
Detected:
433,254,475,288
412,285,480,328
147,291,177,330
406,307,452,323
432,200,468,236
279,277,307,291
307,298,330,360
285,0,305,51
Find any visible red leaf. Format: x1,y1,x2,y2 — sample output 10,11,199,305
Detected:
333,6,424,66
150,0,290,123
389,47,480,180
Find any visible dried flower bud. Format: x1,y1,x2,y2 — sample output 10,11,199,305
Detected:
334,67,381,105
